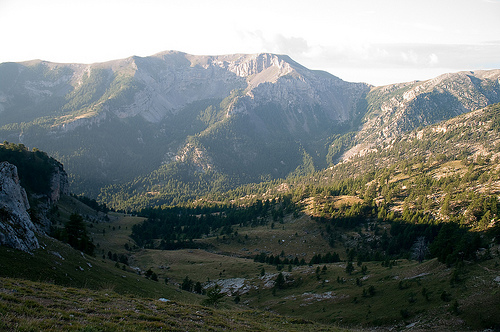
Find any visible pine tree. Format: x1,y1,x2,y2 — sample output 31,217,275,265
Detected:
202,285,225,307
275,272,286,289
64,213,95,255
345,261,354,275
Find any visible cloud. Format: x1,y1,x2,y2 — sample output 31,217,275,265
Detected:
400,50,420,65
295,42,500,70
271,35,311,57
237,30,500,85
241,31,312,56
429,54,439,65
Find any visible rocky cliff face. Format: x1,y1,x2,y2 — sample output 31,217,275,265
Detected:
0,162,39,252
30,159,70,234
131,52,369,130
340,69,500,161
0,143,70,251
49,162,69,203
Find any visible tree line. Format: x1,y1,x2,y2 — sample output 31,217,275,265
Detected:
130,196,298,248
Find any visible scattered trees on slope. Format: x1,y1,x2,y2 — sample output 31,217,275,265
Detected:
53,213,95,256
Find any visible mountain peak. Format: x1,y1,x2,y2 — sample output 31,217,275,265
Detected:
145,51,302,80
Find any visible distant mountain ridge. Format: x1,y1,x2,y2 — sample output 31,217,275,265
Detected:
341,69,500,161
0,51,365,126
0,51,499,206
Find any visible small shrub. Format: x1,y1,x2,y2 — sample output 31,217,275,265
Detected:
202,285,225,307
345,261,354,275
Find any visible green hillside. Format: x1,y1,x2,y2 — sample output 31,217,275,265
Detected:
1,76,500,330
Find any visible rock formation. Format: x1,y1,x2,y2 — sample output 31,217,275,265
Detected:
49,162,69,203
0,161,39,252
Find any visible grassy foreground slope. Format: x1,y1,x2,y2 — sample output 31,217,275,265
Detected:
0,235,196,302
0,277,345,332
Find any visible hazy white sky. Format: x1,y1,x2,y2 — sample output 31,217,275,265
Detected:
1,0,499,85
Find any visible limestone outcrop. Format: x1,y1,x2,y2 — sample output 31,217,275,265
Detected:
0,161,39,252
0,155,69,252
49,162,69,203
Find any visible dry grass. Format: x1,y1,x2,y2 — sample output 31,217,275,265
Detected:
91,214,145,254
0,277,347,332
432,160,468,180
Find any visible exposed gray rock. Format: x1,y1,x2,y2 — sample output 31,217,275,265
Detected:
342,69,500,161
0,161,39,252
49,162,69,203
28,161,69,234
0,52,369,129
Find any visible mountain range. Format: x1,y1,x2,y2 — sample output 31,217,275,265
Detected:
2,51,500,331
1,51,499,208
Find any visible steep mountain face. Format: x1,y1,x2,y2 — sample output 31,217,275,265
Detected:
340,70,500,160
49,162,69,203
0,52,365,130
0,162,39,252
0,52,369,196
